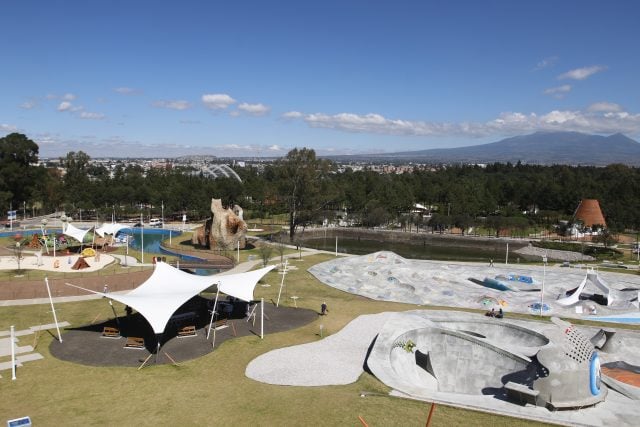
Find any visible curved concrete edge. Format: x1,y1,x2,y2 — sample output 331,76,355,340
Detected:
245,312,390,386
366,313,438,399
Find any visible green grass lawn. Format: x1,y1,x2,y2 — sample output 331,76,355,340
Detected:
0,253,560,426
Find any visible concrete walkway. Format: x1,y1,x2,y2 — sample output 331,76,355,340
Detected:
0,247,332,306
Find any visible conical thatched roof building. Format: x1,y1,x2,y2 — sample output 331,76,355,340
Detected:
574,199,606,228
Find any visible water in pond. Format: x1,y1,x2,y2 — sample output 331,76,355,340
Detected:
126,229,178,253
303,237,510,262
126,229,220,275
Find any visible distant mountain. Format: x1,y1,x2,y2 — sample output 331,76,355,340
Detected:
333,132,640,166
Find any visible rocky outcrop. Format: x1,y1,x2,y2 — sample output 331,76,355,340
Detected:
191,199,247,249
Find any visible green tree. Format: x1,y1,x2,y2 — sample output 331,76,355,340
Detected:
62,151,92,211
276,148,334,240
0,133,43,209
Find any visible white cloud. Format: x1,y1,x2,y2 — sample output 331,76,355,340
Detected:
534,56,558,71
57,101,73,112
284,107,640,138
202,93,236,109
540,110,580,124
588,102,622,113
78,111,105,120
114,87,142,95
268,145,282,151
282,111,303,119
152,100,192,110
558,65,607,80
1,124,18,133
20,100,37,109
543,84,572,98
62,93,76,101
237,102,270,116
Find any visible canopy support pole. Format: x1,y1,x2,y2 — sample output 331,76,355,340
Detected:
138,353,153,370
207,287,220,340
212,313,218,349
44,277,62,343
155,334,162,364
276,260,288,307
108,299,120,328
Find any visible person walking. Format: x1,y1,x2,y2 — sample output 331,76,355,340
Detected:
321,302,328,315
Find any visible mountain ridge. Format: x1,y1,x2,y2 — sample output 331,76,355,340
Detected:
331,132,640,166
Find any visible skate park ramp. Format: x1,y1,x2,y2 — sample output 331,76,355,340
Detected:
309,251,640,321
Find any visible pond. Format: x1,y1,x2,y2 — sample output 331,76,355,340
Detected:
126,228,181,254
303,237,512,262
126,229,221,275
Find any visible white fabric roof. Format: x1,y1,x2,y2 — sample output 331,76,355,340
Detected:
67,262,274,334
63,223,92,243
95,222,131,238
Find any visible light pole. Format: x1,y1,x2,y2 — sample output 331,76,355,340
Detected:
161,201,164,229
125,233,129,267
140,212,144,264
41,218,49,255
14,241,23,274
540,254,547,316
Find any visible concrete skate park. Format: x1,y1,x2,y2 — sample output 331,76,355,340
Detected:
247,251,640,426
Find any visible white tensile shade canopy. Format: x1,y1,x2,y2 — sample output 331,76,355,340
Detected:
95,223,131,238
63,222,93,243
67,262,275,334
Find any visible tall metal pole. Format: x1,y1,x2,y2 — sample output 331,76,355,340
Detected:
505,243,509,265
140,212,144,264
276,260,288,307
540,255,547,316
10,325,16,380
261,298,264,339
44,277,63,342
207,287,220,340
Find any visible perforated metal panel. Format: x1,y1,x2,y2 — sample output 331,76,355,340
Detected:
562,326,594,364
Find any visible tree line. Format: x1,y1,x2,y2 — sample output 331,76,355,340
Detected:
2,133,640,238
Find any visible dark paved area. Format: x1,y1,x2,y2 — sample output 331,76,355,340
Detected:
50,297,317,367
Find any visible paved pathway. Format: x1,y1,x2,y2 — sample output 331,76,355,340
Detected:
0,246,334,306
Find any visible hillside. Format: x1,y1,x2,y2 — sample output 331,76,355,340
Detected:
334,132,640,165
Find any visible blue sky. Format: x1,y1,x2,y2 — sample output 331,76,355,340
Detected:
1,1,639,158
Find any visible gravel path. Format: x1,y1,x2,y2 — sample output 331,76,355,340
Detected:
245,312,391,386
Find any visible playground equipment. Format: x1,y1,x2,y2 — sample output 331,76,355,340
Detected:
556,267,640,307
